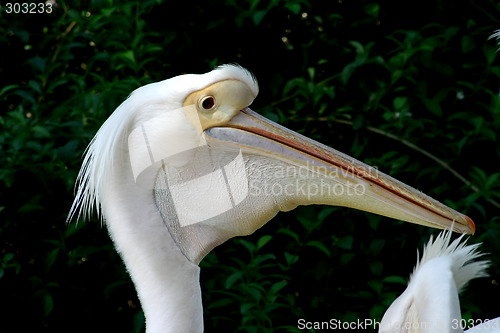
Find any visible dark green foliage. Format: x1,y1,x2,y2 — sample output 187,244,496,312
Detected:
1,0,499,332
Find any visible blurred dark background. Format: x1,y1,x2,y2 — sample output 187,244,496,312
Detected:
1,0,499,332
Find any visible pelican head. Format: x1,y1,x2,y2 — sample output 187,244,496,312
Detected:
69,64,475,332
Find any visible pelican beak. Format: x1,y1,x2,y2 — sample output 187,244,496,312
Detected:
204,108,475,234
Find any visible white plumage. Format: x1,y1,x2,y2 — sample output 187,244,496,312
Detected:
69,65,476,332
489,29,500,49
380,229,498,333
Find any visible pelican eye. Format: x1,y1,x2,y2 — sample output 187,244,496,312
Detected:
200,96,216,111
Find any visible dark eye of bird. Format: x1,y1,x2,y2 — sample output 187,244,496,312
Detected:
201,96,215,110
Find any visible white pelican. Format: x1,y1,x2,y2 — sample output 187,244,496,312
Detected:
379,229,498,333
69,64,475,332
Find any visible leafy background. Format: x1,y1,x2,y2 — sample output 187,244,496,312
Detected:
1,0,500,332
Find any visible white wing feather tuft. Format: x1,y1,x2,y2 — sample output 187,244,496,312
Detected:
411,229,489,292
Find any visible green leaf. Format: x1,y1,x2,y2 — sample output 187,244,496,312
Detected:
3,253,14,262
101,7,115,16
484,44,497,66
122,50,136,64
28,56,46,72
393,96,407,110
269,280,287,295
13,90,36,105
367,279,382,294
240,302,254,315
340,253,355,266
277,228,300,243
33,126,51,138
305,240,331,257
283,77,307,96
341,63,357,85
369,239,385,256
307,67,315,80
225,271,243,289
43,293,54,317
352,114,363,130
257,235,272,250
337,235,353,250
252,10,267,25
317,207,335,222
253,253,276,265
284,252,299,266
349,40,365,54
363,4,380,18
45,249,59,273
133,311,145,333
382,275,408,285
285,3,301,15
0,85,20,97
369,261,383,276
207,297,234,309
461,35,475,54
239,239,256,255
